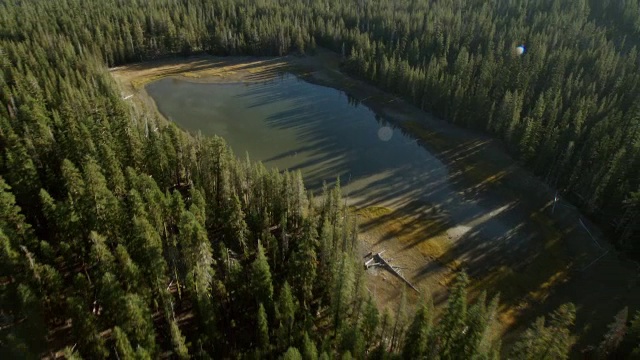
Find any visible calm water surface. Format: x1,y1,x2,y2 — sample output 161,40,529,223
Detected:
146,72,538,273
146,74,449,205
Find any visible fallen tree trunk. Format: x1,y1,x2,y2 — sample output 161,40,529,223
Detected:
367,252,420,293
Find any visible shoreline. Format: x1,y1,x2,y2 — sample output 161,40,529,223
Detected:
110,50,640,353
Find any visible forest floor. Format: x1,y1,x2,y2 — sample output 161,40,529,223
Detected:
111,49,640,355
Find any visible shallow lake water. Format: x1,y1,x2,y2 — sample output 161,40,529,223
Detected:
146,74,450,206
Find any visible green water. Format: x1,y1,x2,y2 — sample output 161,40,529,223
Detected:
146,74,447,204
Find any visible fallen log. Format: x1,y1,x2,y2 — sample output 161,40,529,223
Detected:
365,258,376,267
373,252,420,293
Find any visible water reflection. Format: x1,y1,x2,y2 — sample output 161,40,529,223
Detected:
145,74,446,204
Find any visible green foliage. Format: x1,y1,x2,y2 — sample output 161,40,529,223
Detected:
289,218,318,309
402,302,432,359
169,319,190,359
252,242,274,309
276,281,298,350
0,0,636,357
119,293,156,353
113,326,136,359
437,272,469,359
257,303,270,351
301,332,318,360
283,347,303,360
512,303,577,360
67,296,108,359
338,324,366,359
331,253,355,334
362,297,380,349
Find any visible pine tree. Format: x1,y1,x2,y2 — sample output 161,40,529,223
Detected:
362,296,380,350
113,326,136,359
276,281,297,350
257,302,270,352
301,332,318,360
289,218,318,309
598,307,628,358
120,293,156,353
331,253,355,335
512,303,576,359
251,242,274,309
627,310,640,357
437,272,469,359
82,157,122,239
224,192,249,255
89,231,116,277
390,286,408,351
67,295,109,359
338,325,366,359
169,319,189,359
0,177,36,251
283,347,303,360
113,245,142,293
402,302,432,359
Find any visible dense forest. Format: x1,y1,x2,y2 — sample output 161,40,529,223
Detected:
1,0,639,358
1,0,637,252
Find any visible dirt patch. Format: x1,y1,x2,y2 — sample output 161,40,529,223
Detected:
111,51,640,354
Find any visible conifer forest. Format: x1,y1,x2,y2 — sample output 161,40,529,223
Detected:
1,0,639,358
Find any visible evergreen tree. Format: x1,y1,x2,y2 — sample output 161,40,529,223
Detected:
338,325,366,359
627,310,640,357
276,281,298,350
113,326,136,359
1,0,639,357
598,307,628,358
257,302,270,352
331,254,355,335
283,347,303,360
289,218,318,309
301,332,318,360
512,303,576,360
362,296,380,350
437,272,469,359
120,293,156,353
402,302,432,359
224,192,249,255
169,319,189,359
251,242,274,309
67,296,108,359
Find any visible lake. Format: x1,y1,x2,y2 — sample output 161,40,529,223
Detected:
143,70,625,347
145,74,452,208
